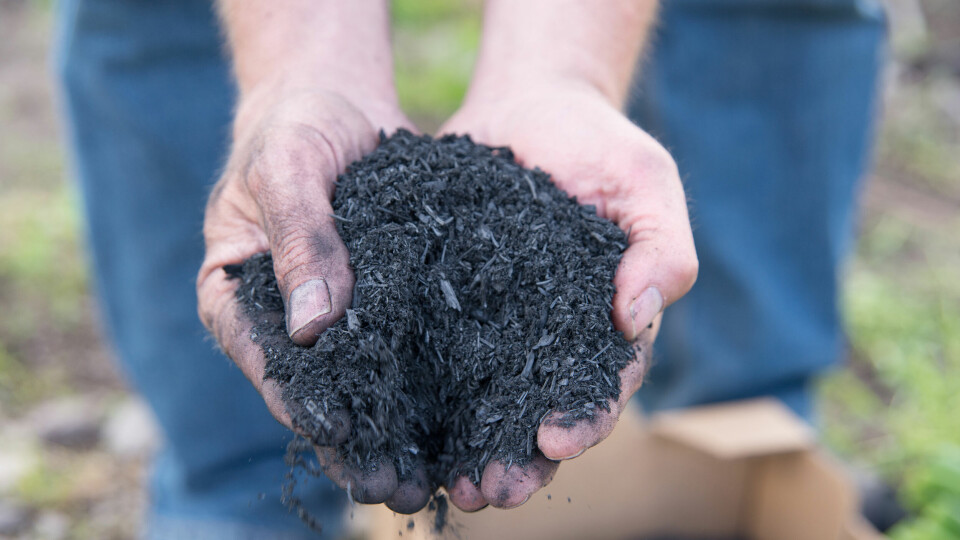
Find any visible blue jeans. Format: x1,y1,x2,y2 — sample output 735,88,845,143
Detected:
55,0,885,537
629,0,887,418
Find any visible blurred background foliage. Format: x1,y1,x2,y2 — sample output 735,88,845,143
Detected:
0,0,958,537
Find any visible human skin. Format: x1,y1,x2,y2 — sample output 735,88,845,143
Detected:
440,0,698,511
198,0,696,516
198,0,430,513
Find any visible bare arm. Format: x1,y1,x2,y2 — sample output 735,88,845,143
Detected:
218,0,403,127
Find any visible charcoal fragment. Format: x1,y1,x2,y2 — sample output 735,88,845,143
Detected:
346,309,359,330
439,279,461,312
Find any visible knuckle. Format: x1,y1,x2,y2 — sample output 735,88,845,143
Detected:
201,297,231,349
271,227,344,284
668,250,700,295
196,303,214,332
274,232,320,274
243,123,344,197
616,138,679,186
195,274,219,332
206,177,230,209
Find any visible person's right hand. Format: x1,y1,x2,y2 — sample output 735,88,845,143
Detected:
196,87,431,514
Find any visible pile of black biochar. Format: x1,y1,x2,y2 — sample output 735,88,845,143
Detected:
229,129,635,511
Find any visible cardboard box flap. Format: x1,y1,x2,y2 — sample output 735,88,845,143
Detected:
366,399,882,540
647,398,815,459
746,450,860,540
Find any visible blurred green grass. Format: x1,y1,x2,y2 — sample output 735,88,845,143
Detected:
821,203,960,537
392,0,480,130
0,0,958,537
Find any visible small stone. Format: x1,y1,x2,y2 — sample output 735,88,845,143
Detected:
33,511,69,540
0,501,32,536
0,443,37,494
103,398,160,458
30,397,102,450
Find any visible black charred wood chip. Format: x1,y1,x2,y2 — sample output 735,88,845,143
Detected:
231,129,634,509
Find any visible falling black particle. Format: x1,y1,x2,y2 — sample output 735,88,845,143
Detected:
547,494,552,500
230,130,634,528
433,493,448,533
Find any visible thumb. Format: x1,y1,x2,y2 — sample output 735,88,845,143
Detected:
267,198,355,347
247,128,361,346
609,154,698,341
612,234,698,342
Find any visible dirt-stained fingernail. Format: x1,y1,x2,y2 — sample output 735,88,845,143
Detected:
503,494,531,510
628,287,663,340
287,279,332,340
556,447,585,461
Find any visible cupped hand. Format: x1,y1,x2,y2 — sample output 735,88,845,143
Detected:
440,80,698,511
196,88,430,513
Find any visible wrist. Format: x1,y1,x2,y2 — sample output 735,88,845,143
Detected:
234,75,406,135
464,69,612,111
220,0,403,131
468,0,656,109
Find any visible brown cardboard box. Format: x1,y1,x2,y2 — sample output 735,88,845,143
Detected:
366,399,884,540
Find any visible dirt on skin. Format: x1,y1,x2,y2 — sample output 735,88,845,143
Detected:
228,130,636,525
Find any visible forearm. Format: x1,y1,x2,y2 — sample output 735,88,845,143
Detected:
217,0,400,126
468,0,657,108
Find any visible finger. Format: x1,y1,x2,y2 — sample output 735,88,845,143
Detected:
283,398,351,447
537,319,658,460
315,447,398,504
244,124,375,346
447,475,488,512
385,466,432,514
606,134,698,341
480,454,559,509
538,403,620,462
197,260,298,430
197,251,357,448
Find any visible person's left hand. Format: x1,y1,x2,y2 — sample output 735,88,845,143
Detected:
439,79,698,511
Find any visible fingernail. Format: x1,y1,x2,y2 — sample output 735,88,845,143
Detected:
287,279,332,339
557,448,585,461
628,287,663,340
503,494,531,510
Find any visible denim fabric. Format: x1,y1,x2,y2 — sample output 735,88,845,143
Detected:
55,0,345,538
55,0,884,536
627,0,886,417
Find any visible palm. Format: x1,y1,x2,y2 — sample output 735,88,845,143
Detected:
439,85,697,511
